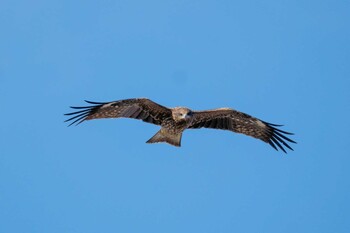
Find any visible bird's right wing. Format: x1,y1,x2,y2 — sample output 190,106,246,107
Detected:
64,98,172,126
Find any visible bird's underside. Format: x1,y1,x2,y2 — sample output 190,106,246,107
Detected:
65,98,296,153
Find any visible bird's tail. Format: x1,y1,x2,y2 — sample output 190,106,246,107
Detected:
146,129,182,147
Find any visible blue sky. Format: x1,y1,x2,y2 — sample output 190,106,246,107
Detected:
1,0,349,232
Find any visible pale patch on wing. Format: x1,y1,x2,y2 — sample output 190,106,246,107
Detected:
101,102,116,108
256,120,266,128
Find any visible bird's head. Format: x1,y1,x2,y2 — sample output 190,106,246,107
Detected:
172,107,193,122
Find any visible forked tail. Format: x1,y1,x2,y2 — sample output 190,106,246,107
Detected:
146,129,182,147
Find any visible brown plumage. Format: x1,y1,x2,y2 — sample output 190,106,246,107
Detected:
65,98,296,153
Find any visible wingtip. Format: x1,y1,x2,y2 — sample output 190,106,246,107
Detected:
84,100,107,105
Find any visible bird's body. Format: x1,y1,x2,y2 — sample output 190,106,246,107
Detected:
65,98,296,152
146,107,193,147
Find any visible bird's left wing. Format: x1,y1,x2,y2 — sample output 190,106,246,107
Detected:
188,108,296,153
65,98,172,126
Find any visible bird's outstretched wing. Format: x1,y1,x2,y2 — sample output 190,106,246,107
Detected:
65,98,172,126
188,108,296,153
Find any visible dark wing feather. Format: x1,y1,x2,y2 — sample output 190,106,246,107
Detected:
64,98,172,126
188,108,296,153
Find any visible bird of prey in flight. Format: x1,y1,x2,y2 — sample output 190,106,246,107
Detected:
65,98,296,153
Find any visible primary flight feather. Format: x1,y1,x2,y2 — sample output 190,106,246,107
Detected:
65,98,296,153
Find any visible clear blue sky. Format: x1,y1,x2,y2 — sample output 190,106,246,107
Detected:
1,0,349,232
